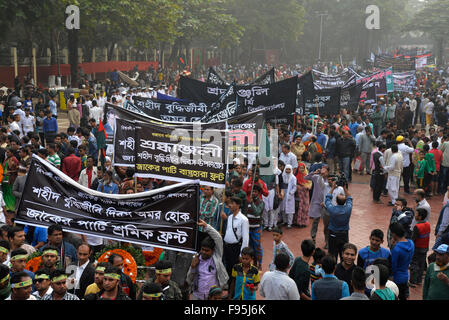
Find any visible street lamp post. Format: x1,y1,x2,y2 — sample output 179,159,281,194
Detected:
316,11,328,63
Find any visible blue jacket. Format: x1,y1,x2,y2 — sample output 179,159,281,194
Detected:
391,239,414,284
43,117,58,133
325,194,353,232
349,122,359,137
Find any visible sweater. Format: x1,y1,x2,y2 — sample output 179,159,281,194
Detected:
423,262,449,300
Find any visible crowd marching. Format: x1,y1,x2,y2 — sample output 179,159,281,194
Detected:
1,60,449,301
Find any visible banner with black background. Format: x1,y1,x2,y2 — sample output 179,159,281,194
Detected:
179,76,297,122
15,155,200,253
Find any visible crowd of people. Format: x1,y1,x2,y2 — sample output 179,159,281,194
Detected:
1,61,449,301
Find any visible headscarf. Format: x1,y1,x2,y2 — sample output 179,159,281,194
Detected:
296,163,307,186
282,164,293,184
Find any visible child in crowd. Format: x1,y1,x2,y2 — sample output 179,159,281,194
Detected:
269,227,294,271
357,229,392,270
229,247,260,300
309,247,326,285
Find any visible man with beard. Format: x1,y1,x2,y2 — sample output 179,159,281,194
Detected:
84,265,131,300
137,260,181,300
41,269,79,300
40,246,59,271
84,262,110,296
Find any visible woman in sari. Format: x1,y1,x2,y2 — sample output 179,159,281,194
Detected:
296,162,312,228
3,148,19,212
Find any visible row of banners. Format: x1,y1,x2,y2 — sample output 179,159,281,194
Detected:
15,61,419,254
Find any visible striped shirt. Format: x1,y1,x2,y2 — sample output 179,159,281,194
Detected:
48,153,61,167
42,292,80,300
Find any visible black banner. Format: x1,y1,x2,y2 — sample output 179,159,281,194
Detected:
206,67,229,86
393,71,416,92
340,83,363,111
132,96,208,123
135,121,227,188
15,156,200,253
374,54,416,72
312,69,357,89
179,76,297,121
114,118,136,167
297,71,315,114
250,68,276,85
304,87,341,115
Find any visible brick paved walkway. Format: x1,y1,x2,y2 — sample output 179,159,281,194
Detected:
257,173,442,300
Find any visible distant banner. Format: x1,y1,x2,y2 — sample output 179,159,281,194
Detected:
179,76,297,121
304,87,341,115
415,56,427,70
134,121,227,188
312,69,357,89
15,156,200,254
393,71,416,92
206,67,229,86
374,55,415,72
133,96,208,122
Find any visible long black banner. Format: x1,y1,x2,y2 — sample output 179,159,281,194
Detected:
179,76,297,121
15,156,200,253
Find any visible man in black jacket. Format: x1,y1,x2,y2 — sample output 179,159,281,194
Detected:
336,130,356,183
69,244,95,299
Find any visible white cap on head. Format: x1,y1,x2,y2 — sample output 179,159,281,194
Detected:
232,158,241,165
16,102,22,107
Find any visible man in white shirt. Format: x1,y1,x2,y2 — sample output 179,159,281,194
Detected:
31,269,53,299
88,100,103,123
384,144,403,206
279,144,298,173
10,113,23,137
397,136,415,194
222,196,249,286
424,98,434,126
409,94,417,125
259,252,300,300
20,108,35,136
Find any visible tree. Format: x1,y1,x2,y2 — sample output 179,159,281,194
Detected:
408,0,449,66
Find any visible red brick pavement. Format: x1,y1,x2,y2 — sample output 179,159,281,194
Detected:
257,173,442,300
